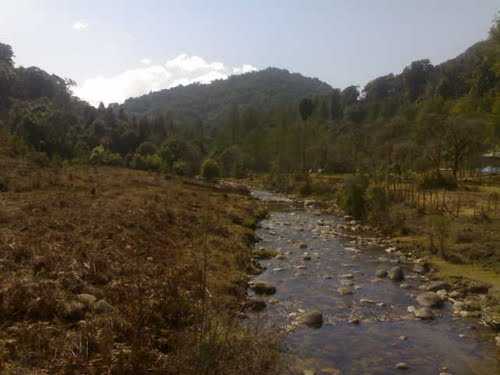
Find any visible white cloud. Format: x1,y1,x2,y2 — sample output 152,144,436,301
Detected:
73,54,258,106
72,21,89,31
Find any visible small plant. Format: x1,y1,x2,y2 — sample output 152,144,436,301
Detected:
366,185,390,223
427,214,451,258
201,158,221,182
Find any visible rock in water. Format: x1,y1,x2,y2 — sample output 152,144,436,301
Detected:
302,311,323,328
375,269,388,278
244,299,266,312
427,281,450,292
337,287,353,295
414,307,434,320
395,362,409,370
416,292,443,308
388,266,404,281
251,282,276,295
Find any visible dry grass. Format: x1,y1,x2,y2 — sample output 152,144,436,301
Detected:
0,139,281,374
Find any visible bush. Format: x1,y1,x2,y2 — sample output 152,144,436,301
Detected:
173,160,190,176
338,174,369,219
89,146,123,166
201,159,221,182
366,186,390,222
136,141,158,156
418,173,457,190
130,154,162,171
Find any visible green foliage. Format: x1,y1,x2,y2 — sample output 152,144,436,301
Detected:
201,159,221,182
338,175,369,219
130,153,162,171
366,186,390,222
299,98,314,121
89,145,122,166
427,215,452,258
136,141,157,156
173,160,190,176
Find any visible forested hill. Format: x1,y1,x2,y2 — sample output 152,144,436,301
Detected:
121,67,333,125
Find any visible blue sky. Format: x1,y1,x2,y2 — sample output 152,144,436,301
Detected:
1,0,498,105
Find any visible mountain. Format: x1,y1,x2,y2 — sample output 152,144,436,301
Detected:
121,67,333,125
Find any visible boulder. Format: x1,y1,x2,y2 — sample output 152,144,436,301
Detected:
388,266,405,282
427,281,450,292
251,282,276,295
302,311,323,328
414,307,434,320
94,299,114,314
62,301,86,321
76,293,97,307
375,269,388,278
416,292,443,308
395,362,409,370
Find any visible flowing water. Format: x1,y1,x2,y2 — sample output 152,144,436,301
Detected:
250,190,499,375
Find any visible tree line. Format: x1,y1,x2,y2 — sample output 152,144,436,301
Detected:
0,18,498,183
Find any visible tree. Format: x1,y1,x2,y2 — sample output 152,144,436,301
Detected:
330,89,343,122
444,116,488,180
299,98,314,171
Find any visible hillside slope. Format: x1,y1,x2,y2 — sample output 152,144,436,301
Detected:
121,67,333,125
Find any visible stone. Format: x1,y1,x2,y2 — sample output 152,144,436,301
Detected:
400,283,410,289
413,263,430,274
302,311,323,328
299,243,308,249
395,362,409,370
495,335,500,347
76,293,97,307
481,308,500,330
340,273,354,279
348,318,360,325
375,269,387,278
388,266,405,282
244,299,266,312
251,282,276,295
416,292,443,308
414,307,434,320
340,279,354,287
62,301,86,321
427,281,450,292
94,299,114,314
436,289,448,299
337,287,353,296
360,298,376,304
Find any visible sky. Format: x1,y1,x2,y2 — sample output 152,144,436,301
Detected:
1,0,498,106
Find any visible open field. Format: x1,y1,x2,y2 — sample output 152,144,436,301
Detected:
0,147,280,373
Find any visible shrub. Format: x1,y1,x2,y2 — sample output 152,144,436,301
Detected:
136,141,157,156
201,159,221,182
89,146,123,166
366,186,390,223
131,154,162,171
173,160,190,176
338,174,369,219
427,215,451,258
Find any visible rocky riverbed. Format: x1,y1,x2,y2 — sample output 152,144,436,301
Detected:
247,190,499,375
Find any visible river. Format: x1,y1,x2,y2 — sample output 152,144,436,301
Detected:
249,190,498,375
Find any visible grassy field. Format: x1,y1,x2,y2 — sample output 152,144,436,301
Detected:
0,134,281,374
